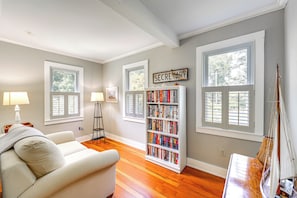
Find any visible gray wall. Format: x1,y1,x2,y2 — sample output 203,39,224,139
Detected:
284,0,297,154
103,10,284,168
0,41,103,136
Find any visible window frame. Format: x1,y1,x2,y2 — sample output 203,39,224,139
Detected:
122,60,148,123
202,42,254,132
196,31,265,142
44,61,84,125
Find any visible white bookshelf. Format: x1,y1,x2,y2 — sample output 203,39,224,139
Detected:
145,85,186,173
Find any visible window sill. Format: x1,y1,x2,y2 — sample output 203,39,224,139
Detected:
44,116,84,125
123,117,145,124
196,127,263,142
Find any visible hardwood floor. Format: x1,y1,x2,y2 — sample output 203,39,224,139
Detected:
82,138,225,198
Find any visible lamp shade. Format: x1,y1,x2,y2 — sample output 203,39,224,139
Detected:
3,92,30,105
91,92,104,102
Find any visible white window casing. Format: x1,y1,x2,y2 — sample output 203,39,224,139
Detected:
44,61,84,125
196,30,265,142
122,60,148,123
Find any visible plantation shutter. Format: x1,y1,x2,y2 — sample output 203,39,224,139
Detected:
51,92,80,118
202,85,254,132
125,91,144,118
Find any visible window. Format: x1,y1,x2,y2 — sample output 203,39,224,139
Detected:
196,31,265,141
202,43,254,132
123,60,148,122
44,61,84,125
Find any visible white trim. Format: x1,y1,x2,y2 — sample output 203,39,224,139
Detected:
44,61,84,125
277,0,288,7
76,134,92,143
45,117,84,126
123,117,145,124
75,131,146,151
103,43,163,64
0,38,105,64
187,157,227,179
105,131,146,151
179,2,284,40
122,60,148,121
197,127,263,142
196,30,265,141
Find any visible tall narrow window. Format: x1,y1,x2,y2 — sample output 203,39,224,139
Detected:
44,61,84,125
123,60,148,122
202,44,254,132
196,31,265,141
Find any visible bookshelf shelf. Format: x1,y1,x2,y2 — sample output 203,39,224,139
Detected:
147,130,179,138
145,86,186,173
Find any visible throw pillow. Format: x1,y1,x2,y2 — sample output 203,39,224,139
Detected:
14,136,65,178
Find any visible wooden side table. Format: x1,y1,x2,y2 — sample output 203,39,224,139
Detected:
3,122,34,133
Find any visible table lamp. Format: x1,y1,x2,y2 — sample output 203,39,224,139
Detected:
3,92,30,123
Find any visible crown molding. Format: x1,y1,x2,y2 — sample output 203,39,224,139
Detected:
103,42,163,64
179,1,286,40
0,37,105,64
277,0,288,7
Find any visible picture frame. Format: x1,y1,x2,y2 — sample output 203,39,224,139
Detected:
106,87,118,103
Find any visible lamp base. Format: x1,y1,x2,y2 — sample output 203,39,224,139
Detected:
92,102,105,141
15,105,21,123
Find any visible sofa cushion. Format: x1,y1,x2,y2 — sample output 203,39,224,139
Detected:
14,136,65,178
56,141,87,156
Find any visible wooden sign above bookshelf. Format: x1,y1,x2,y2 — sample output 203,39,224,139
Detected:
153,68,188,84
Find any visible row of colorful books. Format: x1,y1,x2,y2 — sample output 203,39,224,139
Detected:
147,119,178,135
147,105,178,119
146,90,178,103
147,132,179,150
147,145,179,165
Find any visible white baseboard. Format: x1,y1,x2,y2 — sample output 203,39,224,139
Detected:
187,157,227,178
75,132,146,151
76,134,92,142
76,132,226,178
105,131,146,151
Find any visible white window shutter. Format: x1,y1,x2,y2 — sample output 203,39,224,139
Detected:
68,94,79,115
52,95,64,117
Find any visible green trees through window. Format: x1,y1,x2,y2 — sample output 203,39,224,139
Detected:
206,48,249,87
51,69,77,92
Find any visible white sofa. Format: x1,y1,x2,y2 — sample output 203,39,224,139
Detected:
0,128,120,198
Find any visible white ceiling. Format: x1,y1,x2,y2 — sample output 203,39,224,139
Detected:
0,0,286,64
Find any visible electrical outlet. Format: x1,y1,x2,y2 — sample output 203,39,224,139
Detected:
78,127,84,131
220,149,226,157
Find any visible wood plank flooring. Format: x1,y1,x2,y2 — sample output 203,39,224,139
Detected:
82,138,225,198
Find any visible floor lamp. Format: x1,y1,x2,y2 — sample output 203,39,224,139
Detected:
3,92,30,123
91,92,105,140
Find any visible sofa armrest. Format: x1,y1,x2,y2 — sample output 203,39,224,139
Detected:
46,131,75,144
20,149,120,198
1,150,36,198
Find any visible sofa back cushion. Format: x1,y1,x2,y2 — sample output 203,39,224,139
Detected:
14,136,65,178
